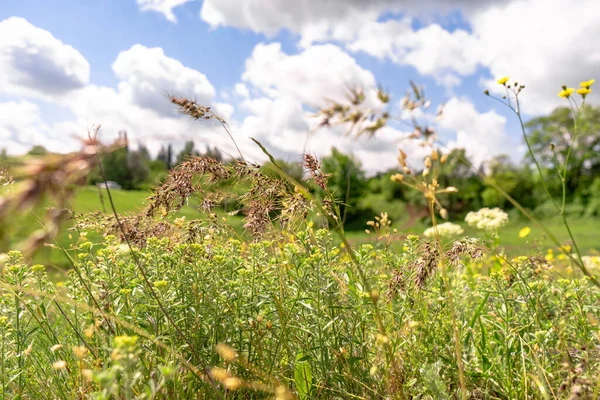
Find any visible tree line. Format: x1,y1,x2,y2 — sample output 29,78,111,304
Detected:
3,105,600,227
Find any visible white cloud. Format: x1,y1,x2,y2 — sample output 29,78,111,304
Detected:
112,44,215,118
439,97,514,166
199,0,500,45
236,42,431,173
136,0,192,23
56,83,253,161
200,0,600,105
473,0,600,114
348,21,482,86
237,95,423,173
242,42,377,106
0,100,69,154
0,17,90,98
234,83,250,98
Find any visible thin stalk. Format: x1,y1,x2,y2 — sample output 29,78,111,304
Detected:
93,144,224,397
251,138,401,395
458,155,600,288
429,200,467,399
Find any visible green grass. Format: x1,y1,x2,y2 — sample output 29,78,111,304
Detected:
3,186,213,269
5,185,600,270
346,216,600,256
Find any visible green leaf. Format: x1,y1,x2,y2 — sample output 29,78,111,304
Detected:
294,352,313,399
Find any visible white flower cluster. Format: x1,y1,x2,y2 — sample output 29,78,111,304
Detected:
582,255,600,270
465,207,509,231
423,222,464,238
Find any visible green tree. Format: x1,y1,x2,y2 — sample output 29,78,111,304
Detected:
176,141,200,165
526,105,600,199
27,145,48,156
320,148,367,228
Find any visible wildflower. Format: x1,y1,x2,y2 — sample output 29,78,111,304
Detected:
558,88,575,98
376,334,389,344
582,255,600,270
210,367,229,382
423,222,464,238
408,320,421,328
114,335,138,349
390,173,404,182
73,345,88,359
439,208,449,220
224,377,242,390
215,343,237,361
81,369,93,381
53,360,67,370
153,280,168,289
545,249,554,262
580,79,595,89
24,342,33,357
497,76,509,85
519,226,531,238
465,208,509,231
577,87,591,97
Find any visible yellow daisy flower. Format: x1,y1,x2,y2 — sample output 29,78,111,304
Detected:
558,88,575,98
497,76,509,85
577,87,591,97
579,79,595,89
519,226,531,238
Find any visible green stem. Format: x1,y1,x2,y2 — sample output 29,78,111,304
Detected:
429,200,467,399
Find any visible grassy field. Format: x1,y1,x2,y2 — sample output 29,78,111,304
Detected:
6,186,598,271
347,216,600,256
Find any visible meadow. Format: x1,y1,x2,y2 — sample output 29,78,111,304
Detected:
7,186,599,271
0,78,599,399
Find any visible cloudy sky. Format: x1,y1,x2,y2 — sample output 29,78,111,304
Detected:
1,0,598,173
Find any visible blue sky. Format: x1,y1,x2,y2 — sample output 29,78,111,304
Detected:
0,0,598,172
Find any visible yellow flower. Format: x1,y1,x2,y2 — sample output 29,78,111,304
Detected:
497,76,509,85
519,226,531,238
558,88,575,98
580,79,595,89
390,173,404,182
577,87,591,97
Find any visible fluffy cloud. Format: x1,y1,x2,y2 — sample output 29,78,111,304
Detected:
439,97,515,166
54,83,251,160
0,100,67,154
347,21,482,86
0,17,90,98
242,43,377,106
237,95,424,173
237,42,431,172
234,83,250,98
136,0,193,23
0,18,245,160
112,44,215,117
199,0,500,45
199,0,600,106
473,0,600,114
